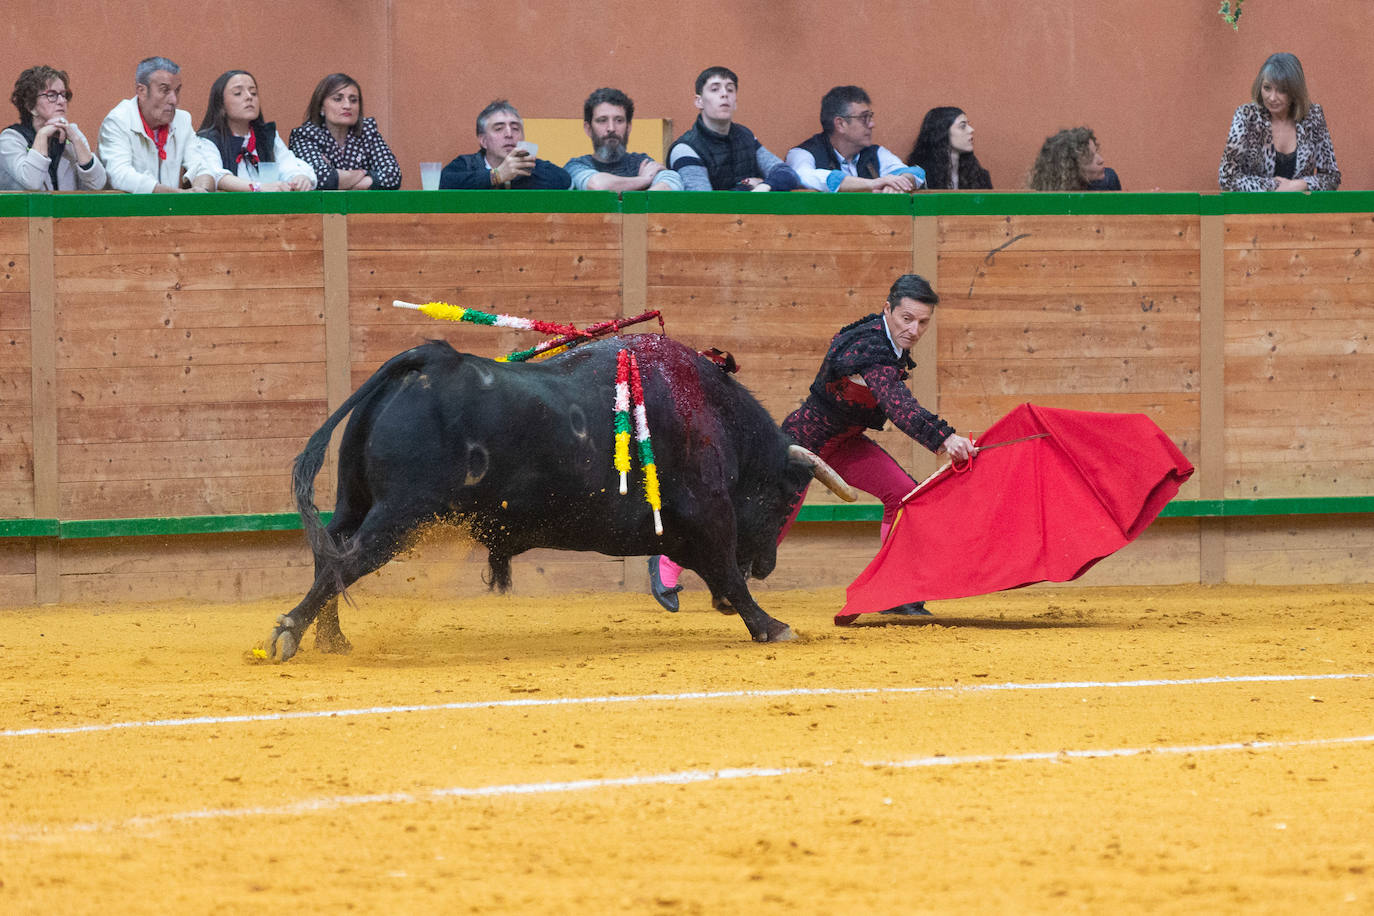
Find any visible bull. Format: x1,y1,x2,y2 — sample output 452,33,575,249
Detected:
266,334,854,660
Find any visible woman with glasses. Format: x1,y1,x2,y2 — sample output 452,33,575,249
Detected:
905,107,991,190
1219,52,1340,191
187,69,316,192
0,65,106,190
288,73,401,190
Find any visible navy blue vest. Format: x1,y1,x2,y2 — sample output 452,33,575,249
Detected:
795,132,881,179
672,116,760,190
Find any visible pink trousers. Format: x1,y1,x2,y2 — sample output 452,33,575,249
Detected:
656,433,917,588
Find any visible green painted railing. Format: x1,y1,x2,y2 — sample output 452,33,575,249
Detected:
6,188,1374,220
2,496,1372,540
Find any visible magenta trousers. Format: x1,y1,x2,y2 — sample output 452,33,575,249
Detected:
656,433,917,588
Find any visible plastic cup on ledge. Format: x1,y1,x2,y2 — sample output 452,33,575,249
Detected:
419,161,442,190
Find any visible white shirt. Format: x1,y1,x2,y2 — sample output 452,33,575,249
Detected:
186,132,316,189
97,97,197,193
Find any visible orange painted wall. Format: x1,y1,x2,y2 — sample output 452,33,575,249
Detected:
3,1,1371,192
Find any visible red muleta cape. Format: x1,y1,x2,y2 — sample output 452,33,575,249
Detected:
839,404,1194,621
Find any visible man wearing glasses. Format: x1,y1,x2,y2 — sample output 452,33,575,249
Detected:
98,56,212,193
786,86,926,193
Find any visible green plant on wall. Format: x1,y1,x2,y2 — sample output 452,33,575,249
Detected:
1218,0,1244,28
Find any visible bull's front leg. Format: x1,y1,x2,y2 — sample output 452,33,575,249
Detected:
696,565,795,642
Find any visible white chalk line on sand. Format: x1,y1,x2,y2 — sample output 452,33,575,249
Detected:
11,732,1374,839
3,672,1369,740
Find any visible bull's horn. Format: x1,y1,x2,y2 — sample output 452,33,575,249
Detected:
789,445,859,502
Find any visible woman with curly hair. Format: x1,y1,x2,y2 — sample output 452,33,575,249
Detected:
1219,52,1339,191
1027,127,1108,191
0,65,105,190
905,107,991,190
186,69,315,192
289,73,401,190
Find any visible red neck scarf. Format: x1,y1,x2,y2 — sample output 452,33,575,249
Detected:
236,131,258,166
138,108,169,161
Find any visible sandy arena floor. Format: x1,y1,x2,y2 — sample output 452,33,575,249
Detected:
1,583,1373,913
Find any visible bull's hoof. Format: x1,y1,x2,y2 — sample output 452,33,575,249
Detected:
753,621,797,643
269,615,302,662
314,629,353,654
711,595,737,615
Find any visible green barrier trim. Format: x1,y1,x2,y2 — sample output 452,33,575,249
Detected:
10,189,1374,218
5,497,1371,539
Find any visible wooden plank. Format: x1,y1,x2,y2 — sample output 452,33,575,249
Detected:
622,211,645,316
348,249,621,288
323,213,352,414
53,214,324,255
55,400,329,444
941,289,1200,319
1224,212,1374,249
1059,520,1201,587
1224,318,1373,357
1,253,29,292
1224,354,1374,389
1225,426,1372,463
939,392,1199,439
58,436,310,482
1224,247,1374,285
56,362,326,408
1222,463,1374,498
29,217,58,602
58,530,310,575
55,250,324,293
0,574,37,607
58,474,303,518
54,288,324,331
649,250,910,287
1226,388,1373,426
1224,286,1374,320
0,217,28,250
0,291,32,328
4,328,31,357
55,325,327,369
940,357,1198,393
646,213,912,252
348,212,621,250
943,250,1200,292
939,214,1201,252
938,317,1199,360
1221,515,1374,584
645,284,889,319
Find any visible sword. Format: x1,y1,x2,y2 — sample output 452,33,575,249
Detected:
972,432,1049,452
901,432,1050,502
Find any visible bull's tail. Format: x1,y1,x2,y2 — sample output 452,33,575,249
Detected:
293,345,438,572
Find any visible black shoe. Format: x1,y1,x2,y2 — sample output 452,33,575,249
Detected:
647,556,683,612
880,602,931,616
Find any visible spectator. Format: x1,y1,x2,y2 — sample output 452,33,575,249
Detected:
98,56,211,193
289,73,400,190
785,85,924,193
564,87,681,191
907,107,992,190
188,70,315,192
1027,127,1109,191
668,67,799,192
1,65,105,191
1219,52,1339,192
440,99,571,190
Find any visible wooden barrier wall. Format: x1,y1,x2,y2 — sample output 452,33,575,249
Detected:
1,191,1372,607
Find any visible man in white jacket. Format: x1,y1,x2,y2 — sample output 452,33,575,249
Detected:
98,57,212,193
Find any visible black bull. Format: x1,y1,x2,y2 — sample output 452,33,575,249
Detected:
266,334,854,660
